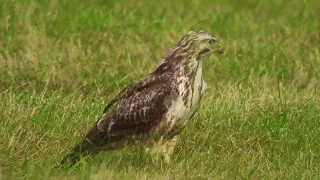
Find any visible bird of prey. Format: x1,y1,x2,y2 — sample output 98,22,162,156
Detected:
59,30,224,167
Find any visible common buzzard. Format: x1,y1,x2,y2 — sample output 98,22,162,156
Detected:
60,30,224,167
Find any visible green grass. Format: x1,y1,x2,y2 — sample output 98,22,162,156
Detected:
1,0,320,179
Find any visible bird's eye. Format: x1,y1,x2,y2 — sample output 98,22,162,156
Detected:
208,39,217,45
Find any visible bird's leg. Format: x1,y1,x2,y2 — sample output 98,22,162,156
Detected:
149,137,165,162
149,136,178,163
163,136,178,163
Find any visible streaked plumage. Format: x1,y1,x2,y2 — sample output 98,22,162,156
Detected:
59,30,224,167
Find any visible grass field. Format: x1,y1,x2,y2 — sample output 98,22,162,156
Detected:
0,0,320,179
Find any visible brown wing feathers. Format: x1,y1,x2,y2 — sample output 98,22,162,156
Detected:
59,74,176,167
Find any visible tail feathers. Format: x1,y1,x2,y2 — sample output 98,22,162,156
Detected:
59,139,96,168
60,151,82,168
58,130,124,168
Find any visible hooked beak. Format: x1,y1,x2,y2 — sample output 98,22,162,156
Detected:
216,44,224,56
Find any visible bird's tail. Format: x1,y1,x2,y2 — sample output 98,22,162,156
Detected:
59,125,108,168
58,124,124,168
59,138,96,168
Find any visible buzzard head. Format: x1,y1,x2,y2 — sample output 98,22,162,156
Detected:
177,30,224,59
156,30,224,74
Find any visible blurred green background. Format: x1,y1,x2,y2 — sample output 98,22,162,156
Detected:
0,0,319,179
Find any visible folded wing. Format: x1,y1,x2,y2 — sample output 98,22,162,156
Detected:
96,73,178,137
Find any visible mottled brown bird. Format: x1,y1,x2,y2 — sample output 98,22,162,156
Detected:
59,30,224,167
